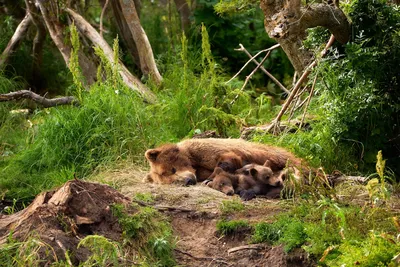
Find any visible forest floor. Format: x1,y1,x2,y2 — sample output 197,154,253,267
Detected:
93,167,314,267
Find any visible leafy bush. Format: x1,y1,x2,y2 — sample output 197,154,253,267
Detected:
315,0,400,175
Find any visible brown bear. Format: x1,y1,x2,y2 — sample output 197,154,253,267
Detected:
206,161,283,200
144,138,305,185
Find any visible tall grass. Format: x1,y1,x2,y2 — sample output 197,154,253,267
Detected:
0,24,266,200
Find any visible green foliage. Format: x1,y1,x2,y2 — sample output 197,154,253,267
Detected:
216,219,250,236
78,235,121,266
134,192,156,204
314,0,400,175
252,215,306,252
252,198,400,263
0,234,57,267
219,199,245,214
69,23,85,100
324,233,400,267
111,204,175,266
194,0,293,89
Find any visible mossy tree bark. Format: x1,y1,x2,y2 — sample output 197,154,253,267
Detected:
260,0,350,74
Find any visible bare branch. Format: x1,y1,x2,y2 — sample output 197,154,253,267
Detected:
299,73,318,129
273,35,335,124
99,0,109,37
230,51,271,105
236,44,290,94
0,90,78,107
226,43,280,84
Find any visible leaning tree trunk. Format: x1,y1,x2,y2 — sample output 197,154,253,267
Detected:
36,0,98,86
66,8,156,102
117,0,163,85
260,0,350,74
174,0,191,34
25,0,47,91
0,13,32,68
110,0,141,69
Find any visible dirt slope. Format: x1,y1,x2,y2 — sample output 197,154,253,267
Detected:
95,167,314,267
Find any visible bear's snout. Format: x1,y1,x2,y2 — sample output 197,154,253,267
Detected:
226,189,234,196
272,179,283,187
184,176,197,186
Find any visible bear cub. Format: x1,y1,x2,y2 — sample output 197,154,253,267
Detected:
206,160,284,201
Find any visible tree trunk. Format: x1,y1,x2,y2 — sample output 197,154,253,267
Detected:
0,13,32,68
117,0,162,85
110,0,141,68
25,0,47,91
66,8,156,103
260,0,350,73
36,0,97,86
174,0,191,34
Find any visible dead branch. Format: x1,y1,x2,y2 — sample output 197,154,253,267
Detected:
0,90,78,107
226,44,280,84
266,35,335,134
299,74,318,129
235,44,290,94
0,14,32,68
227,244,268,254
65,8,156,103
230,50,271,105
174,249,231,265
36,1,71,65
99,0,109,37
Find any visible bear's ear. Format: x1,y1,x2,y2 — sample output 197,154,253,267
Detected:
145,149,160,162
214,167,223,175
263,160,272,168
250,168,258,177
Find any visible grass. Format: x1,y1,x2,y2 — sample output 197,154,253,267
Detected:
216,219,250,236
111,204,176,266
219,199,245,215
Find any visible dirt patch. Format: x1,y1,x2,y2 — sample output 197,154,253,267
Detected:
95,167,315,267
0,180,130,264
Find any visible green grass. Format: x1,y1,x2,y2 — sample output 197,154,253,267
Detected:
216,219,250,236
111,204,176,267
219,199,245,215
252,200,400,263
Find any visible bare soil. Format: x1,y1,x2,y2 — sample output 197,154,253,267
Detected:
0,166,315,266
96,167,315,267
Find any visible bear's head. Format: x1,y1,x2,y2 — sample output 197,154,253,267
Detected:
206,167,238,196
216,152,243,173
145,144,197,186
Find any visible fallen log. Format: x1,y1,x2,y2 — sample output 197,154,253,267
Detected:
0,90,79,107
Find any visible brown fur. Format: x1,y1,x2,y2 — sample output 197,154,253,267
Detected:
207,162,284,200
145,138,305,185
